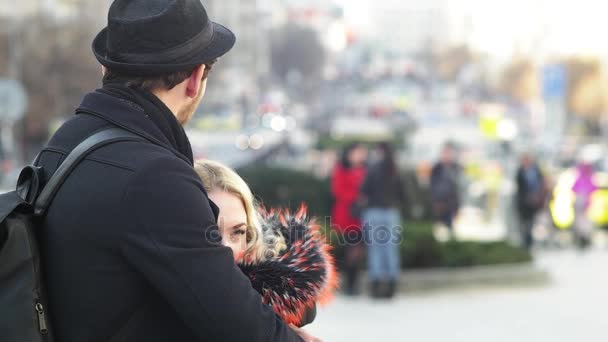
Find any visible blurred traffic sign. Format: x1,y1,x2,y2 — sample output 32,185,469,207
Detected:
542,65,568,146
0,79,27,122
542,64,567,101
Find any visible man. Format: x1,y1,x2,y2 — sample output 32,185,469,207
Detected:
430,143,461,237
0,133,6,184
35,1,317,341
515,153,545,249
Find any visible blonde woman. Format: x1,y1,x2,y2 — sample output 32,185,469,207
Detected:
194,161,337,333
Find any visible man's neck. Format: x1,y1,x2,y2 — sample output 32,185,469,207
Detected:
152,89,180,118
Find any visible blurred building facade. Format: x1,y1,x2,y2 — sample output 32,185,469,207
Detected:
202,0,279,109
0,0,109,22
206,0,265,72
364,0,461,54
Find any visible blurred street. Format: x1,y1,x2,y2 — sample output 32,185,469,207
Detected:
3,1,608,341
309,249,608,342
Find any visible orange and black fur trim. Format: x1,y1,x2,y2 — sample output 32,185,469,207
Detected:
237,205,339,326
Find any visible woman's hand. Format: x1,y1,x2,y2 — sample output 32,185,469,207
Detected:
289,324,323,342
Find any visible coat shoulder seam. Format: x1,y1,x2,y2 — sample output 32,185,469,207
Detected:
84,156,138,172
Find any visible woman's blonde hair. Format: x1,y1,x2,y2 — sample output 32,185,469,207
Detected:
194,160,262,258
194,160,288,261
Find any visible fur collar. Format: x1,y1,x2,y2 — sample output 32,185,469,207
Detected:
238,206,338,325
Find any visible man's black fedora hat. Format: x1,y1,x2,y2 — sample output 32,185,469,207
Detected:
92,0,236,76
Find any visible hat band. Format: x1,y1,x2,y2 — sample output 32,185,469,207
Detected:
111,21,215,65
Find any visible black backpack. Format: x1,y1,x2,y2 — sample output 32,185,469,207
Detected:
0,128,143,342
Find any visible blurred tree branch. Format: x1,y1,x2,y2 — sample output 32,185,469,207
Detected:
566,57,608,120
0,11,101,161
270,23,327,99
500,59,540,104
19,14,100,123
436,45,475,81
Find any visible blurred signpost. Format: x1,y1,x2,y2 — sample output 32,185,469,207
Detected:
542,64,568,100
0,79,27,122
0,79,28,163
541,64,567,151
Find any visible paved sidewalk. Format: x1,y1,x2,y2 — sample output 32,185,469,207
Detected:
307,250,608,342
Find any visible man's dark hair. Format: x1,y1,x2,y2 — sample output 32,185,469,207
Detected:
102,60,217,91
377,141,397,177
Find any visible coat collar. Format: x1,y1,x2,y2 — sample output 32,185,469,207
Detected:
76,90,192,165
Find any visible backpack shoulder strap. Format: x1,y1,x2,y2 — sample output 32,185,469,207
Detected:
0,192,25,222
0,164,43,220
34,128,145,216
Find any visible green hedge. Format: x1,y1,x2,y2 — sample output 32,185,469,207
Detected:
401,221,444,268
439,241,533,268
316,134,404,151
237,166,332,218
329,221,532,270
402,222,532,268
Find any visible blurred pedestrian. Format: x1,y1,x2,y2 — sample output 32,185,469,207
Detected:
515,153,546,249
572,161,597,248
361,142,406,299
0,135,6,179
331,142,368,295
430,143,462,237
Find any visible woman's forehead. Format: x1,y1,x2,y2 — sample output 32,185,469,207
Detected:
209,190,247,223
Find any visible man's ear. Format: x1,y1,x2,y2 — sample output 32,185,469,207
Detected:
101,66,107,76
186,65,206,98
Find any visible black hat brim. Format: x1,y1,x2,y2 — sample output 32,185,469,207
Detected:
92,22,236,76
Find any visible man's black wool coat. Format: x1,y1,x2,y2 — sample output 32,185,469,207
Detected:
34,90,302,342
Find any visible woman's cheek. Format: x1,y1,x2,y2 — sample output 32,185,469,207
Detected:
233,249,245,261
222,239,243,261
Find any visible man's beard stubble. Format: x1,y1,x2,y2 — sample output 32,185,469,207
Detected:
176,83,205,125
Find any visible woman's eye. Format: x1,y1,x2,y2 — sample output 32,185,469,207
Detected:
230,229,247,240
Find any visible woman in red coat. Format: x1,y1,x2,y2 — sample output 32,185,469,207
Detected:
331,142,368,295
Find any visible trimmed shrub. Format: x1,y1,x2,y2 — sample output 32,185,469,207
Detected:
329,221,532,270
238,166,332,219
402,222,532,269
401,221,444,268
316,134,404,151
